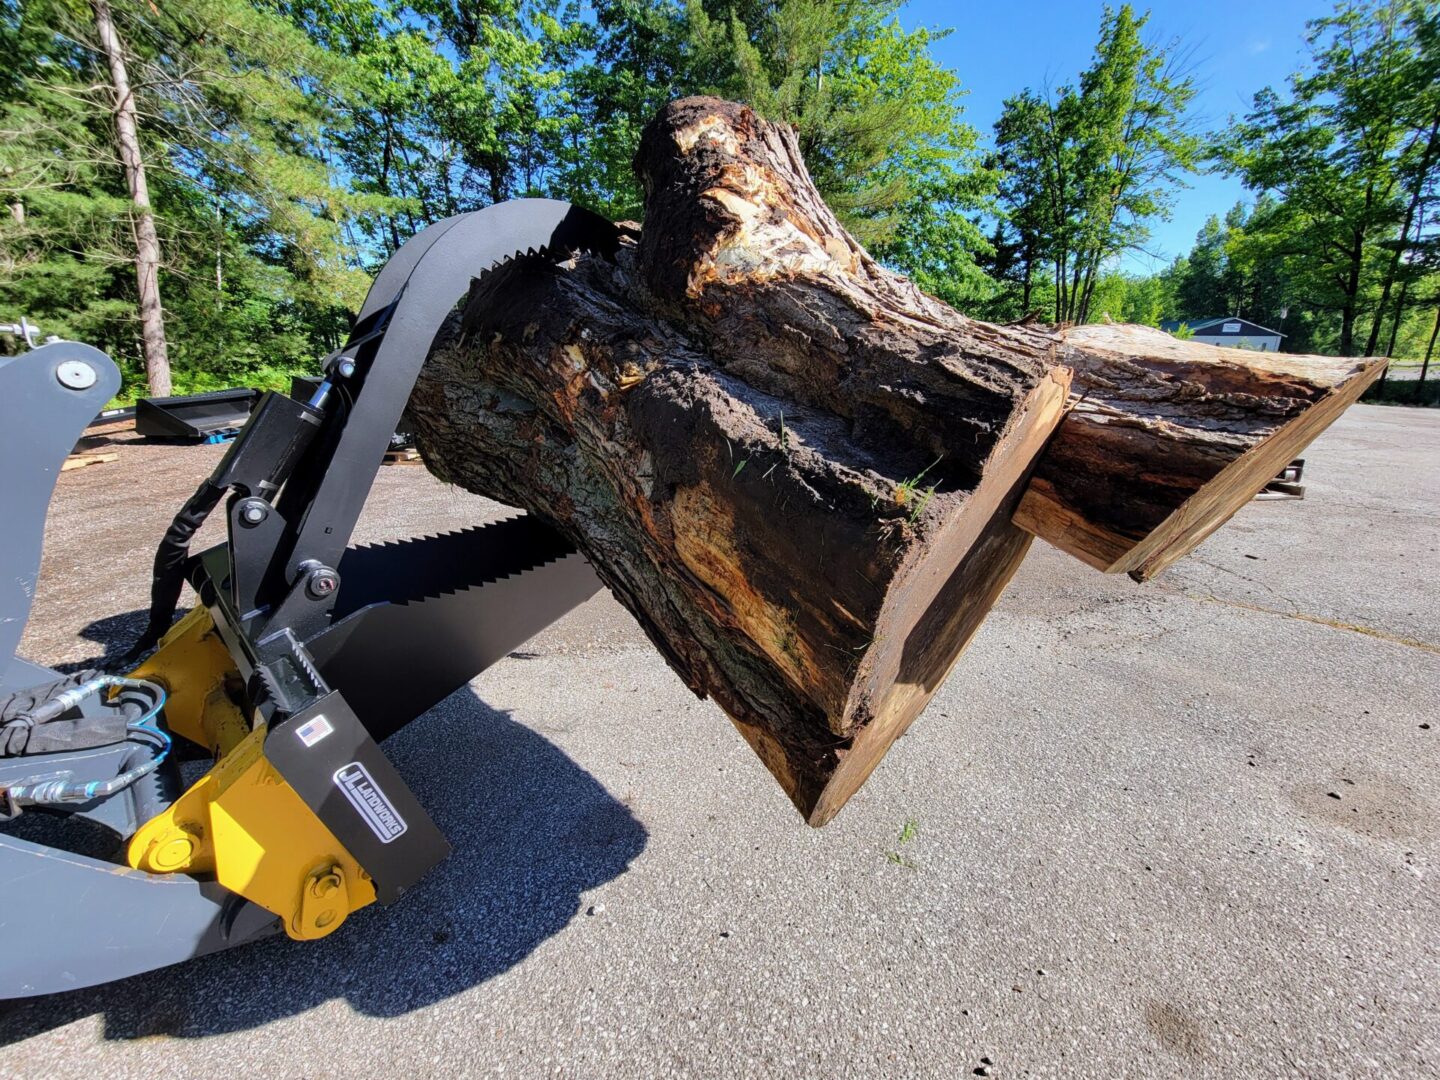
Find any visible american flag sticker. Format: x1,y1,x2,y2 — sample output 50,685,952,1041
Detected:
295,715,334,748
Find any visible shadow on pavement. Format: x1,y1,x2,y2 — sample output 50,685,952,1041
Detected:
0,688,647,1042
48,608,176,674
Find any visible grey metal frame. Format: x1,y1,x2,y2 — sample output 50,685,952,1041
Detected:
0,342,119,692
0,202,617,998
0,340,282,998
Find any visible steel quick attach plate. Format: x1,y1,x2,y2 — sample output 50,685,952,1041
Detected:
265,692,450,904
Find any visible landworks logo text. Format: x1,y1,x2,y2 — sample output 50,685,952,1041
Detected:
333,762,408,843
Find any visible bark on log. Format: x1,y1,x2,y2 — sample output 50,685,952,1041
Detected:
626,98,1385,582
1017,324,1385,579
409,98,1069,824
407,96,1379,823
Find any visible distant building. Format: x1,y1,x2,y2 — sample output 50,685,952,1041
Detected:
1160,316,1284,352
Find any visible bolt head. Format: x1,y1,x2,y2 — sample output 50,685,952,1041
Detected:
336,358,356,378
306,567,340,599
238,499,268,526
55,359,97,390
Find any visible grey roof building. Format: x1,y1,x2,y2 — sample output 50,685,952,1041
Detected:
1159,316,1285,352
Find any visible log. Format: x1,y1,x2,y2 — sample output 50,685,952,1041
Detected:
409,98,1070,824
1016,324,1386,579
624,98,1385,581
406,96,1378,823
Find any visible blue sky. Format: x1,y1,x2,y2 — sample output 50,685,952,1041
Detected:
900,0,1337,273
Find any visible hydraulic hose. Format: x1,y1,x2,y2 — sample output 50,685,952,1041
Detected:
1,677,169,806
124,478,226,660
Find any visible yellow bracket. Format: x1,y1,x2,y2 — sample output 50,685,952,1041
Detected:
127,606,249,756
125,607,375,940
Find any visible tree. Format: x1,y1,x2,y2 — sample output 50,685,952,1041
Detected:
1220,0,1438,357
2,0,374,394
1165,198,1292,329
682,1,982,245
0,0,134,353
992,5,1199,324
91,0,169,394
1364,1,1440,359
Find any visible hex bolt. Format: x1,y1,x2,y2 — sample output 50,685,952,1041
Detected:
238,498,269,527
336,358,356,378
305,565,340,600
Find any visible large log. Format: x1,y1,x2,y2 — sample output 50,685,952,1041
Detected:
625,98,1384,581
409,99,1069,824
1017,324,1385,579
406,96,1378,823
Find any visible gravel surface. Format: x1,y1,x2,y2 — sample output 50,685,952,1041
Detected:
2,404,1437,1078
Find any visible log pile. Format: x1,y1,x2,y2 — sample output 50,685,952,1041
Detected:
406,97,1384,825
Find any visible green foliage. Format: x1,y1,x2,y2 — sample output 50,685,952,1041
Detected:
0,0,372,398
1362,370,1440,405
884,817,919,867
992,5,1200,324
4,0,1437,401
686,1,984,245
1124,1,1439,364
1217,0,1440,356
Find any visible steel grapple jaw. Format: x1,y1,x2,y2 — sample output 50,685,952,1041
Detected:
0,200,616,997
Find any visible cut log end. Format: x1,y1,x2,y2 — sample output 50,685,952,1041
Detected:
1013,324,1387,580
806,368,1070,824
408,98,1383,827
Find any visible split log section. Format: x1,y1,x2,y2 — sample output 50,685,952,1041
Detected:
407,98,1382,824
1021,323,1384,579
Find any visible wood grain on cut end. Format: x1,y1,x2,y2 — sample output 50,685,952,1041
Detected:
808,369,1070,826
1013,323,1386,579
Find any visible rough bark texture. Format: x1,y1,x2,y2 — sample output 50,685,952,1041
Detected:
409,98,1069,824
1017,324,1386,579
93,0,170,397
407,96,1380,823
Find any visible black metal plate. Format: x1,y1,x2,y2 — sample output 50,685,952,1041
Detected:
265,692,450,904
309,516,603,741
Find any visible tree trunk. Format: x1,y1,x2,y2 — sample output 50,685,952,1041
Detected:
1364,115,1439,358
1339,233,1363,358
92,0,169,397
1420,306,1439,395
1384,277,1410,358
1015,323,1384,579
407,97,1381,823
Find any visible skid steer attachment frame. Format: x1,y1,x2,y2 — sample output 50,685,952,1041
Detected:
0,200,620,997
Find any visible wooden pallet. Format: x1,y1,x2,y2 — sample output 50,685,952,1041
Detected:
61,452,119,472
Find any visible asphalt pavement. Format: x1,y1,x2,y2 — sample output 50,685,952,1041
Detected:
2,403,1436,1078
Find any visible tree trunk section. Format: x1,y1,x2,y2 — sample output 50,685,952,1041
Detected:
410,98,1069,824
93,0,170,397
407,97,1380,822
1015,324,1384,579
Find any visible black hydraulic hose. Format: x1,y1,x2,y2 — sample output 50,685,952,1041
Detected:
122,478,227,660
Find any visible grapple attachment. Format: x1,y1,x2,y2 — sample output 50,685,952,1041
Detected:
0,200,617,996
